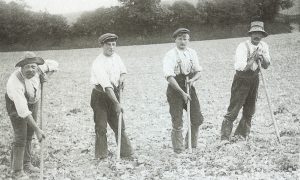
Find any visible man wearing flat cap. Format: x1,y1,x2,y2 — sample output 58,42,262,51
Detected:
163,28,204,154
6,52,58,179
220,19,271,144
90,33,133,159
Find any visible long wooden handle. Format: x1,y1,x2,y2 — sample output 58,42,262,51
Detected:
40,83,44,180
186,76,192,153
258,61,281,143
117,89,123,160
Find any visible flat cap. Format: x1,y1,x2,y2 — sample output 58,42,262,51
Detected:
98,33,118,45
172,28,190,38
15,51,44,67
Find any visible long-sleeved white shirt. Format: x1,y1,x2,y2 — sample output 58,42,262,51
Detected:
234,40,271,71
6,60,59,118
90,53,127,89
163,47,202,79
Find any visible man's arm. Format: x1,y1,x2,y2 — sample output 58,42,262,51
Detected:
187,71,201,85
105,87,122,114
26,115,45,142
167,76,191,103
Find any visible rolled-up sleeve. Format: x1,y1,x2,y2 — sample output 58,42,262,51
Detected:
7,80,31,118
91,61,113,89
163,54,176,79
39,59,59,73
234,43,248,71
191,50,202,72
262,42,271,63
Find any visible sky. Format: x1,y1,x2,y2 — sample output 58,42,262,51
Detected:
4,0,121,14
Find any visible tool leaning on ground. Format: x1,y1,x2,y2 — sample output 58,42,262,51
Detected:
257,58,281,144
185,76,192,153
38,68,46,180
117,85,124,160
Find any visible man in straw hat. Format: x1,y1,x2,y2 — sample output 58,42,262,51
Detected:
90,33,133,159
163,28,204,154
220,18,271,144
6,52,58,179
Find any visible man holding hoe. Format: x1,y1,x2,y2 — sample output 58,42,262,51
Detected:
220,19,271,144
163,28,204,154
90,33,133,159
6,52,58,179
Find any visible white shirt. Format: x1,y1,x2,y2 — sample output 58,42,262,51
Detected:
6,60,59,118
163,47,202,78
235,40,271,71
90,53,127,89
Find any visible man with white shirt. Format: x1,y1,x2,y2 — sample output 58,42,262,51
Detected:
90,33,133,159
6,52,58,179
220,20,271,143
163,28,204,154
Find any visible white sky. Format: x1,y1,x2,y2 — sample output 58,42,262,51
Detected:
4,0,120,14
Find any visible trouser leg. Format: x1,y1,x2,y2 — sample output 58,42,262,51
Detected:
222,75,251,140
167,86,184,153
91,90,109,159
107,108,133,157
234,77,259,138
185,87,203,148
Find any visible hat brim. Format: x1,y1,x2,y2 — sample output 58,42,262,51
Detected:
15,57,44,67
248,30,268,37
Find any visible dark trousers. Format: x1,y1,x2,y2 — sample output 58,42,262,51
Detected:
224,71,259,138
166,74,204,152
5,93,38,165
90,88,133,158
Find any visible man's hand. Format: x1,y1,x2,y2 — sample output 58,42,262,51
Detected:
36,129,46,142
40,74,48,83
186,79,195,87
115,103,123,116
118,74,125,90
182,92,191,104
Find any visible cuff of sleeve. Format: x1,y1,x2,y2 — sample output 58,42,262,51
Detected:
45,60,59,71
18,111,32,119
165,75,175,80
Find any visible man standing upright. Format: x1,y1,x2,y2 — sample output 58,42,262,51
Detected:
6,52,58,179
220,20,271,143
90,33,133,159
163,28,204,154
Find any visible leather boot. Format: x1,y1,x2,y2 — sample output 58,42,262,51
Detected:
220,119,233,141
23,140,39,173
171,129,184,153
234,116,252,139
95,129,108,159
185,126,199,148
11,146,29,180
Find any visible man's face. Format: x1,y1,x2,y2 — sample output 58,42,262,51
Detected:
175,34,190,50
250,31,264,45
21,63,38,79
102,41,116,56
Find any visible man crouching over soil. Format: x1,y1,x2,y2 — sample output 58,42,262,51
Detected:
220,19,271,145
163,28,204,154
6,52,58,179
90,33,133,159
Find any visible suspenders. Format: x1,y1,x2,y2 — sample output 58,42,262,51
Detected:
175,48,193,75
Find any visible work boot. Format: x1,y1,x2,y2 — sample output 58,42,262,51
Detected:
12,146,29,180
220,119,233,141
24,140,39,173
234,116,252,138
95,129,108,159
185,126,199,148
171,129,184,153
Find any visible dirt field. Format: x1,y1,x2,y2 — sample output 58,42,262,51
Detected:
0,33,299,179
